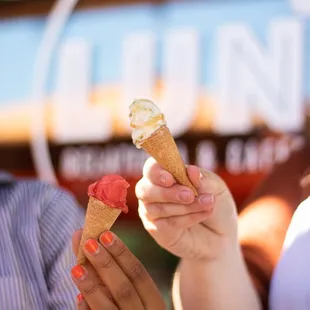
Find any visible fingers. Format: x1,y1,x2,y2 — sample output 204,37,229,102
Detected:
73,230,117,309
139,194,214,221
136,180,195,204
76,294,91,310
197,168,227,196
79,239,144,310
142,157,176,187
71,265,117,310
72,232,165,310
99,231,166,310
138,159,224,207
141,157,227,197
154,210,214,230
186,165,201,189
141,210,214,253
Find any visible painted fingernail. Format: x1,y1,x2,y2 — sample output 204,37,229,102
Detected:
71,265,86,280
85,239,99,255
179,190,192,202
199,194,214,206
77,293,84,303
100,231,114,247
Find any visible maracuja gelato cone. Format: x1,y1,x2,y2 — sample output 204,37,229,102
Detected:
129,99,197,195
78,175,130,265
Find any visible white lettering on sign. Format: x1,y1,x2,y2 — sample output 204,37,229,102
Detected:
196,140,218,171
243,139,259,174
215,19,304,134
161,29,199,137
59,135,304,180
121,32,156,132
225,135,303,175
290,0,310,15
53,38,112,143
226,139,244,175
59,144,149,180
257,138,274,172
52,20,305,144
274,137,291,164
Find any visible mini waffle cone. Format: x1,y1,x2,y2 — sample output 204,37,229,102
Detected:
77,196,122,265
141,125,198,195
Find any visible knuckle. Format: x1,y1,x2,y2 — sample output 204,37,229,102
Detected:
135,178,150,201
147,203,164,217
161,187,179,203
82,282,101,296
128,263,146,281
142,157,157,176
115,284,135,301
96,255,114,269
138,201,147,217
135,179,143,198
100,299,118,310
113,242,127,258
167,216,178,227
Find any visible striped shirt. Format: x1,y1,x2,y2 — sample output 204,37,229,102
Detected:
0,172,85,309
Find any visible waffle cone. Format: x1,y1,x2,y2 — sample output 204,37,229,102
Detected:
141,125,197,195
77,196,122,265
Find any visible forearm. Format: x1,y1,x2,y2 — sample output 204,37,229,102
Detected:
172,243,261,310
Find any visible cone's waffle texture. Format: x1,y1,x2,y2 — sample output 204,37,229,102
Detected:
141,125,198,195
77,196,122,265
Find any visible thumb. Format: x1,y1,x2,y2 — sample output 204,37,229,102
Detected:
188,167,238,236
187,166,227,196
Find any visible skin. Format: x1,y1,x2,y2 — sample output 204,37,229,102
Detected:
71,229,166,310
136,158,261,310
70,157,261,310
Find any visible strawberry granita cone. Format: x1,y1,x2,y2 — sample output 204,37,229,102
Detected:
77,175,130,265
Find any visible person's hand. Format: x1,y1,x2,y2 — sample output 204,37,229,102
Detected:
136,158,238,261
71,230,166,310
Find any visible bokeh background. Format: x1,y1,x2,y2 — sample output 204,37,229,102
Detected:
0,0,309,307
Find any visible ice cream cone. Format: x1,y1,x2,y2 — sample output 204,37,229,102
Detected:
77,197,122,265
141,125,198,195
129,99,198,195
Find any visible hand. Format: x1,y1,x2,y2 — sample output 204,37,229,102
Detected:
136,158,238,261
71,230,166,310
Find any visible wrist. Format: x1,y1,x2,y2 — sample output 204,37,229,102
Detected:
182,236,241,266
175,239,261,310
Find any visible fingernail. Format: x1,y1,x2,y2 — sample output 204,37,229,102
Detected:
199,172,206,186
199,194,214,206
100,231,114,247
71,265,86,280
85,239,99,255
77,293,84,303
160,172,167,184
179,190,192,202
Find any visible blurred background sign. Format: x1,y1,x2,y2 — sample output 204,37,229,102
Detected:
1,0,309,305
0,0,308,214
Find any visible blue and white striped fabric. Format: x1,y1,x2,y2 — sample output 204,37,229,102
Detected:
0,172,85,309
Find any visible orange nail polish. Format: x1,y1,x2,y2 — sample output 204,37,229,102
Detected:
85,239,99,254
77,293,84,303
71,265,85,279
100,231,114,246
